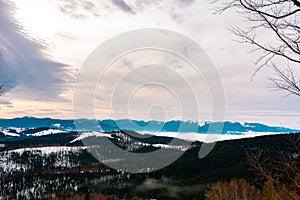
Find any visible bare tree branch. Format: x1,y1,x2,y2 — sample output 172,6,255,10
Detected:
291,0,300,7
246,149,273,181
269,64,300,96
215,0,300,97
246,134,300,199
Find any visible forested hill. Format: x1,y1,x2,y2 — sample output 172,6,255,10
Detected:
0,131,298,199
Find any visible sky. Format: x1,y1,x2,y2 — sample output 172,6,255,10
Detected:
0,0,299,129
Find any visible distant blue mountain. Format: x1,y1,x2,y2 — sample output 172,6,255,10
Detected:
0,116,76,130
0,116,298,135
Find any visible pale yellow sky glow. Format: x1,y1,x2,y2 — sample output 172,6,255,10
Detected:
0,0,299,129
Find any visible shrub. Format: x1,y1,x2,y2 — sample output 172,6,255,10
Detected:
205,178,261,200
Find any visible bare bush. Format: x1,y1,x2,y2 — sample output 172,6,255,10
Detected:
205,178,261,200
246,134,300,200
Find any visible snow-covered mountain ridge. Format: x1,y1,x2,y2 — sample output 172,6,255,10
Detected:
0,117,298,136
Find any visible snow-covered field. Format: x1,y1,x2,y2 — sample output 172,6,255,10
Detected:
9,146,87,155
0,146,88,172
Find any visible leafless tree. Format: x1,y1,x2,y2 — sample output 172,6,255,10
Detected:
246,134,300,200
205,178,261,200
214,0,300,96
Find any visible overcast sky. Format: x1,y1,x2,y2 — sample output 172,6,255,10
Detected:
0,0,299,129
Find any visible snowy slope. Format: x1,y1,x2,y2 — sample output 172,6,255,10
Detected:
27,129,67,137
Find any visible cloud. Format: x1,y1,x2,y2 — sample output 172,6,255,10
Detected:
107,0,196,21
3,0,298,129
0,1,67,101
178,0,195,6
111,0,134,13
0,100,12,105
59,0,99,19
58,0,136,16
57,0,195,22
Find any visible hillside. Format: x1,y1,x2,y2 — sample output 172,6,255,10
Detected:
0,131,298,199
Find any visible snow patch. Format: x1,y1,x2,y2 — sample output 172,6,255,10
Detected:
2,130,20,137
70,131,112,143
152,144,190,151
10,146,88,155
198,121,207,127
51,123,61,128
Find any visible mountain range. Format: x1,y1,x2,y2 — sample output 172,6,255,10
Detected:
0,116,298,135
